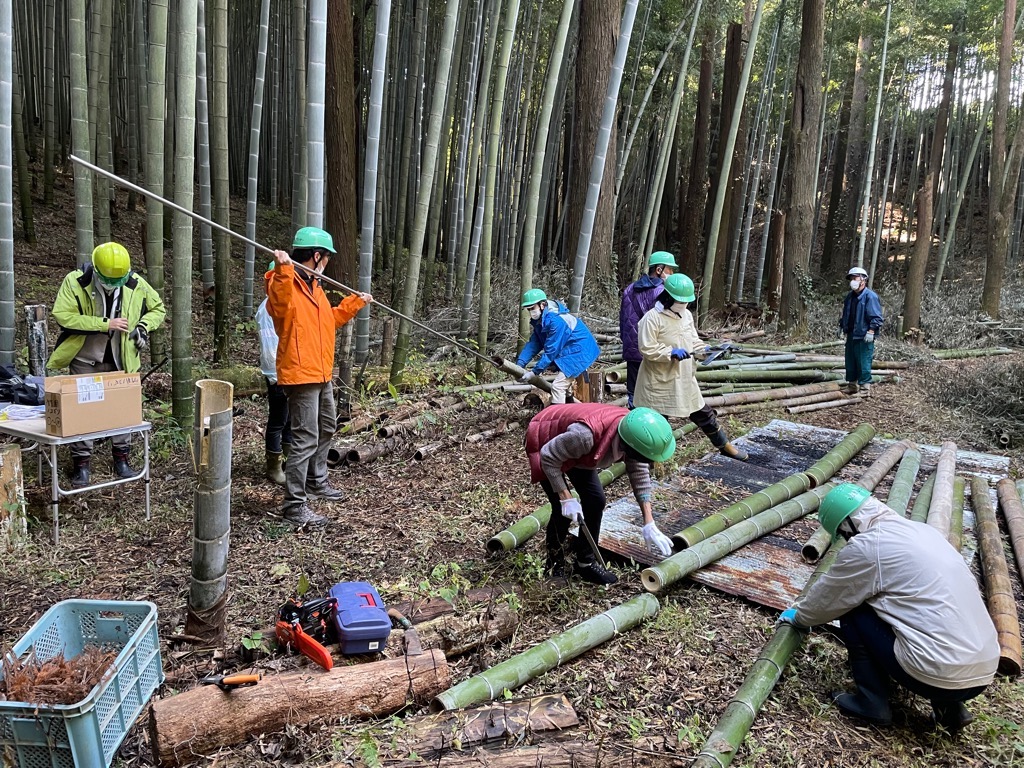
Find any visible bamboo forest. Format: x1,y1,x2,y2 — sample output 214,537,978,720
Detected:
1,0,1024,766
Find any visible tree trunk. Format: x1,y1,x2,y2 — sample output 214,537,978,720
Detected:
306,0,328,226
778,0,823,332
210,0,231,362
150,650,451,767
242,0,271,320
839,29,872,274
679,27,714,278
820,81,851,278
69,0,93,264
0,443,28,549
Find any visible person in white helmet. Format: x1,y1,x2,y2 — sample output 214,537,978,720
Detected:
839,267,883,396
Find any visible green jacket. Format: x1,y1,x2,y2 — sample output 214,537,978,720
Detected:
47,266,167,373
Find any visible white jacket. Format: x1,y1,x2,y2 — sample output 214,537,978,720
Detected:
795,496,999,690
256,299,279,384
633,303,705,418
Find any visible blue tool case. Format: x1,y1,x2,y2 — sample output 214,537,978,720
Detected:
329,582,391,654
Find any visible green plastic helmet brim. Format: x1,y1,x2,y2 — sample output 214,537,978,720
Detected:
648,251,678,269
292,226,337,253
617,407,676,463
819,483,870,537
268,261,276,272
663,273,696,303
521,288,548,307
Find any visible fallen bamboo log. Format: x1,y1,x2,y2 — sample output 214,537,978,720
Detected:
778,390,848,408
691,539,847,767
703,381,841,409
775,340,845,352
391,694,578,760
431,595,659,712
885,444,921,516
459,380,517,392
789,354,910,369
603,365,628,383
908,472,936,522
347,435,409,464
970,476,1023,676
802,423,877,487
787,396,863,414
385,601,519,658
379,400,470,438
996,480,1024,580
696,369,838,384
801,526,832,562
925,441,958,538
715,401,786,416
413,438,458,461
339,400,428,436
150,650,451,767
645,485,834,593
700,353,797,369
465,421,520,444
931,346,1014,360
379,742,649,768
493,356,553,393
948,476,966,552
389,585,524,625
485,424,699,553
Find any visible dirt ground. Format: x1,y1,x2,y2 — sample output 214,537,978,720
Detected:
2,185,1024,767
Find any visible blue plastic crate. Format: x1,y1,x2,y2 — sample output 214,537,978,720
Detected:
0,600,164,768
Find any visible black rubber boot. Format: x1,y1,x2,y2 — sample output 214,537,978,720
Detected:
572,559,618,585
70,457,91,489
112,446,137,479
931,701,973,733
710,427,749,462
832,659,893,726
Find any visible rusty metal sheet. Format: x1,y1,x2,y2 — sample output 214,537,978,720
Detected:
596,419,1012,609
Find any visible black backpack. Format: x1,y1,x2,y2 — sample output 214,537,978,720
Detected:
0,366,45,405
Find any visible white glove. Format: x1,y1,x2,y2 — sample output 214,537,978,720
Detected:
864,330,875,343
642,522,673,557
560,498,583,524
519,372,533,384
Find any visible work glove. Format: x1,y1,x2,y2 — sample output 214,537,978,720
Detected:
519,371,533,384
560,498,584,524
777,607,808,632
129,326,149,351
670,347,690,361
864,330,875,344
837,327,845,339
642,522,673,557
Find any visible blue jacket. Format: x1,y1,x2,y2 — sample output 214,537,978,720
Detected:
841,287,884,340
516,301,600,378
619,274,664,362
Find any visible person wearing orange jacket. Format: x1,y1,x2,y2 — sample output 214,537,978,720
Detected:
267,227,372,527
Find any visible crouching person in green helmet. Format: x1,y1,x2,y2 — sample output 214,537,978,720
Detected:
48,242,166,488
525,404,677,585
516,289,600,404
634,273,747,461
779,483,998,733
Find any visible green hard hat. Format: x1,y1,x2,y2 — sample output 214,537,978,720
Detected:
617,408,676,463
292,226,337,253
663,273,696,303
521,288,548,307
819,482,870,537
648,251,678,269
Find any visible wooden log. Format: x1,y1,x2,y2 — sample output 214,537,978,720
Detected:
393,694,577,759
925,441,958,538
150,650,451,767
0,444,28,549
996,479,1024,581
523,391,551,410
378,742,664,767
384,602,519,659
970,476,1023,677
588,370,605,403
25,304,49,376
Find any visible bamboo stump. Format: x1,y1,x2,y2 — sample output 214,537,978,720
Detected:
0,444,28,549
24,304,49,376
150,650,450,767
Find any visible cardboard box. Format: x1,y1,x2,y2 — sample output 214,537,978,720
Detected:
44,372,143,437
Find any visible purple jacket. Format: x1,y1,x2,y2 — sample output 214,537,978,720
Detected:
619,274,664,362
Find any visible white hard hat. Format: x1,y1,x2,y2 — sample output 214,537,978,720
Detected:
846,267,868,279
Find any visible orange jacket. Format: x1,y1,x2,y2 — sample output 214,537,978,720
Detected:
265,263,366,385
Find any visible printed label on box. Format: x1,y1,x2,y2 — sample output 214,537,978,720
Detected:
368,641,379,650
76,376,106,404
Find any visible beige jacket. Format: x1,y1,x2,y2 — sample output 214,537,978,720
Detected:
795,497,999,690
633,303,705,417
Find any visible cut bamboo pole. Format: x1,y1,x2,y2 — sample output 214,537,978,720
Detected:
485,424,699,553
673,472,812,549
787,396,863,414
430,594,660,711
778,391,847,408
703,381,841,409
715,401,785,417
996,479,1024,580
379,400,470,438
948,476,966,552
855,440,911,492
700,353,797,369
970,476,1023,676
909,473,936,522
696,369,839,384
643,486,833,593
691,539,847,767
885,444,921,516
347,436,408,464
931,347,1013,359
925,441,958,538
801,526,831,562
802,423,877,487
492,356,553,393
775,340,845,352
465,421,520,444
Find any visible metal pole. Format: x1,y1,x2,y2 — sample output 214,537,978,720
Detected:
69,154,501,368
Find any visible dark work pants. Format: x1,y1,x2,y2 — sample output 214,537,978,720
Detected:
689,404,725,446
540,468,606,565
840,604,987,706
844,338,875,386
282,382,336,510
265,379,292,453
625,360,641,407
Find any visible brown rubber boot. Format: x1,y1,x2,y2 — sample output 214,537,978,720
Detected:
711,427,749,461
266,451,286,485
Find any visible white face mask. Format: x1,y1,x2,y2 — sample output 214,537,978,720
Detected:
528,307,542,320
672,301,688,312
849,279,861,290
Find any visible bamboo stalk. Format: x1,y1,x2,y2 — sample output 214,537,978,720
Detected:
431,594,660,711
925,441,958,538
948,476,966,552
347,436,407,464
787,396,863,414
378,400,470,438
465,421,520,444
691,539,847,767
801,526,831,562
909,473,936,522
970,476,1023,676
643,485,833,593
486,424,699,553
802,423,877,488
775,340,845,352
603,365,628,383
931,347,1014,359
673,472,812,549
703,381,841,408
789,354,909,369
492,356,553,393
885,444,920,516
996,479,1024,581
700,353,797,369
778,391,847,408
696,369,839,384
855,440,911,492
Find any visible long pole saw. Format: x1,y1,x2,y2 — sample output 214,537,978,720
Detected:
70,154,502,369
